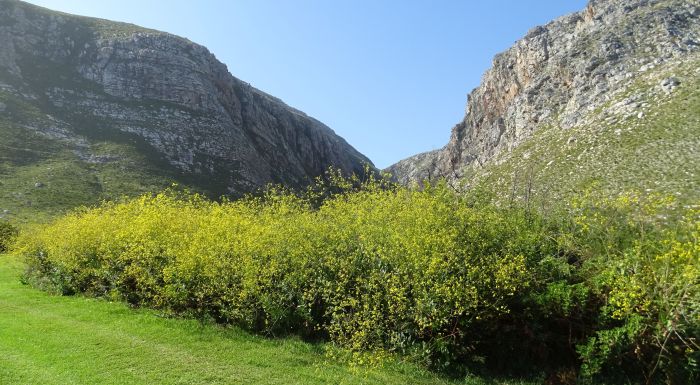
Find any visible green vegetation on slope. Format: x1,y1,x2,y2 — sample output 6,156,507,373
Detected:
0,121,175,223
468,56,700,208
0,254,469,385
0,30,212,223
16,0,168,40
0,89,179,223
15,173,700,384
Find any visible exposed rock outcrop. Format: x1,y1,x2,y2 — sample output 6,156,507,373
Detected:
387,0,700,186
0,0,372,196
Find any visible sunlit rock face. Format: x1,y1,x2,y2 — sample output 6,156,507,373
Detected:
387,0,700,185
0,0,372,196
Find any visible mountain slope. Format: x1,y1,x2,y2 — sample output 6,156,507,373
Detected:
387,0,700,204
0,0,372,221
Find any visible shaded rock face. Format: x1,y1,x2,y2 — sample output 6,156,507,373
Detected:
0,0,371,195
387,0,700,185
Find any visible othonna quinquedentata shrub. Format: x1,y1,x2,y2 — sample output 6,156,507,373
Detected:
16,173,699,382
0,221,18,253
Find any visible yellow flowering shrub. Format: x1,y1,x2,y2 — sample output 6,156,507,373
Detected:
15,175,699,382
572,197,699,383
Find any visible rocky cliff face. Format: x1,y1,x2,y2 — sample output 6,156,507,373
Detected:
387,0,700,187
0,0,371,198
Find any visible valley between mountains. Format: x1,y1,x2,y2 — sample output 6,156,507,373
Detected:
1,0,699,384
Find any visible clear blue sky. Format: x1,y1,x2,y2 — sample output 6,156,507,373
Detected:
26,0,587,168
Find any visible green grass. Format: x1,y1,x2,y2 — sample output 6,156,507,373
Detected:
0,255,538,385
0,254,431,384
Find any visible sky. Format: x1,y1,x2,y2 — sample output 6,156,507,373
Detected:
26,0,588,168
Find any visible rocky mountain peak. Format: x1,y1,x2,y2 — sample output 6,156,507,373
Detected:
387,0,699,186
0,0,372,200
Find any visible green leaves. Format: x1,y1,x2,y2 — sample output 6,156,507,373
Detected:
0,221,18,253
14,176,700,382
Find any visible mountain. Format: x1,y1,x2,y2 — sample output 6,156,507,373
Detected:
387,0,700,204
0,0,371,221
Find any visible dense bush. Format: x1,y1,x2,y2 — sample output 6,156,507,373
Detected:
569,194,700,384
16,175,699,383
0,221,18,253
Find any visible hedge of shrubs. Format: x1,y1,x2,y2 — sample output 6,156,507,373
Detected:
16,174,700,383
0,221,18,253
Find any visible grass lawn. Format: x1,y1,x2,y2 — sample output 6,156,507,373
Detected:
0,254,541,385
0,254,461,385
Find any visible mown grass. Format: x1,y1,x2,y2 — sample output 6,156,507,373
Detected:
0,254,501,385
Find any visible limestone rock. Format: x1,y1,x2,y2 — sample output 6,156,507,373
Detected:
387,0,700,185
660,77,681,93
0,0,372,197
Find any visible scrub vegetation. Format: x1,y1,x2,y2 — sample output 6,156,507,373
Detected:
14,171,700,384
0,254,459,385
